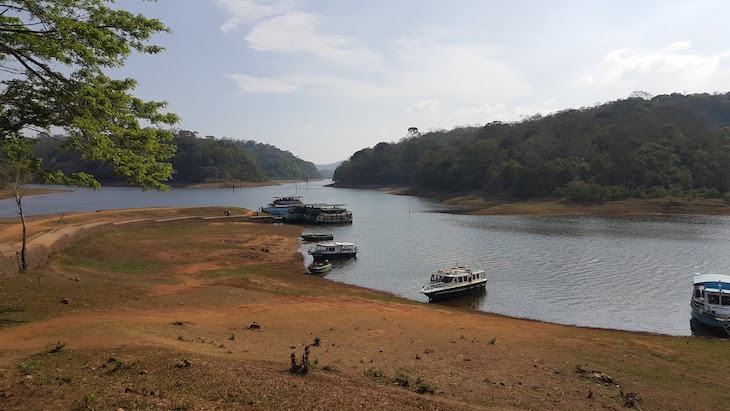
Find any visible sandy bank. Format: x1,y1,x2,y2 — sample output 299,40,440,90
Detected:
0,207,728,410
0,187,70,200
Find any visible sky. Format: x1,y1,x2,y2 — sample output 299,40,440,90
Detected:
116,0,730,164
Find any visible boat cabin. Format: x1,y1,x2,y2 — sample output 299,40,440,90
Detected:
692,274,730,315
429,270,485,284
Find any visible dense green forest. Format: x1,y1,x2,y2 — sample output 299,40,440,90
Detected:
33,130,320,184
334,93,730,201
235,140,321,180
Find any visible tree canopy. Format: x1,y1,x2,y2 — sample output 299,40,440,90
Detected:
34,130,322,184
334,93,730,201
0,0,178,190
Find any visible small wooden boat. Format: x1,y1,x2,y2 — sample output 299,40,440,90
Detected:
301,232,334,241
308,260,332,274
420,266,487,302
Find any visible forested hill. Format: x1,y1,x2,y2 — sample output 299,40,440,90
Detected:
334,93,730,200
34,130,320,184
235,140,321,180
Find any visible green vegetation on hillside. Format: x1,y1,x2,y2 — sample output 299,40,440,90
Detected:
334,93,730,201
237,140,321,180
33,130,321,184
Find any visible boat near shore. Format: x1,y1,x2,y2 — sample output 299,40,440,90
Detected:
285,204,353,224
307,260,333,274
691,273,730,336
308,241,357,260
301,232,334,241
260,196,304,216
421,266,487,302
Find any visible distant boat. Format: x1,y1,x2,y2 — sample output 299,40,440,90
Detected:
285,204,353,225
420,266,487,302
261,196,303,216
691,273,730,335
308,241,357,260
308,260,333,274
301,232,334,241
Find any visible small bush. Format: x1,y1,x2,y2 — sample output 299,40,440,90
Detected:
322,364,336,372
19,360,43,375
289,346,311,375
364,367,384,378
394,368,411,387
313,337,320,347
415,382,436,395
488,337,496,345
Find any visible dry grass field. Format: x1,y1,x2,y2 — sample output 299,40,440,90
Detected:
0,208,729,410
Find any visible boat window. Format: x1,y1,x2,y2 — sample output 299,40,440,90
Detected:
722,295,730,306
430,275,435,281
443,277,453,283
694,288,702,299
708,293,720,305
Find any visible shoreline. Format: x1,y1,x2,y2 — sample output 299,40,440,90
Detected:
329,182,730,216
0,207,728,409
0,187,71,201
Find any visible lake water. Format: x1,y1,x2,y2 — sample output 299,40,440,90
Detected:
3,181,730,336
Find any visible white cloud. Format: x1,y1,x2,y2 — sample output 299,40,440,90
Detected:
227,74,299,94
407,98,440,113
578,42,730,92
214,0,297,33
245,11,383,68
449,98,561,123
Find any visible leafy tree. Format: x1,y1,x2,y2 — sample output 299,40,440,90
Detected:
0,0,177,271
333,92,730,200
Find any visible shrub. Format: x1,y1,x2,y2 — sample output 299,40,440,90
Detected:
364,367,384,378
415,382,436,395
289,346,311,375
394,368,411,387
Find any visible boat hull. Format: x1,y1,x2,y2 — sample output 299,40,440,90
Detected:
691,305,729,331
308,263,332,274
422,280,487,302
310,251,356,260
261,207,290,216
301,234,334,241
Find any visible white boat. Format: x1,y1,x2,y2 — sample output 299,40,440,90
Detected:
420,266,487,302
691,273,730,335
308,241,357,260
261,196,303,216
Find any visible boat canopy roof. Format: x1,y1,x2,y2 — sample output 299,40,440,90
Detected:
317,241,355,246
296,203,346,207
693,273,730,293
436,266,484,277
273,196,302,199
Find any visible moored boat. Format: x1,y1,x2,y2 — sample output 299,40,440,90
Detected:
308,260,332,274
308,241,357,260
301,232,334,241
285,204,353,224
691,273,730,335
420,266,487,302
261,196,303,216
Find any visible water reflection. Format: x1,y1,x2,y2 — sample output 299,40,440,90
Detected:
689,318,729,339
436,287,488,310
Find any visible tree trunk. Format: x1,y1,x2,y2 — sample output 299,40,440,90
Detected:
15,194,27,271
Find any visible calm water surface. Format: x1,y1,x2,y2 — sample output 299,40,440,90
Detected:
3,181,729,336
